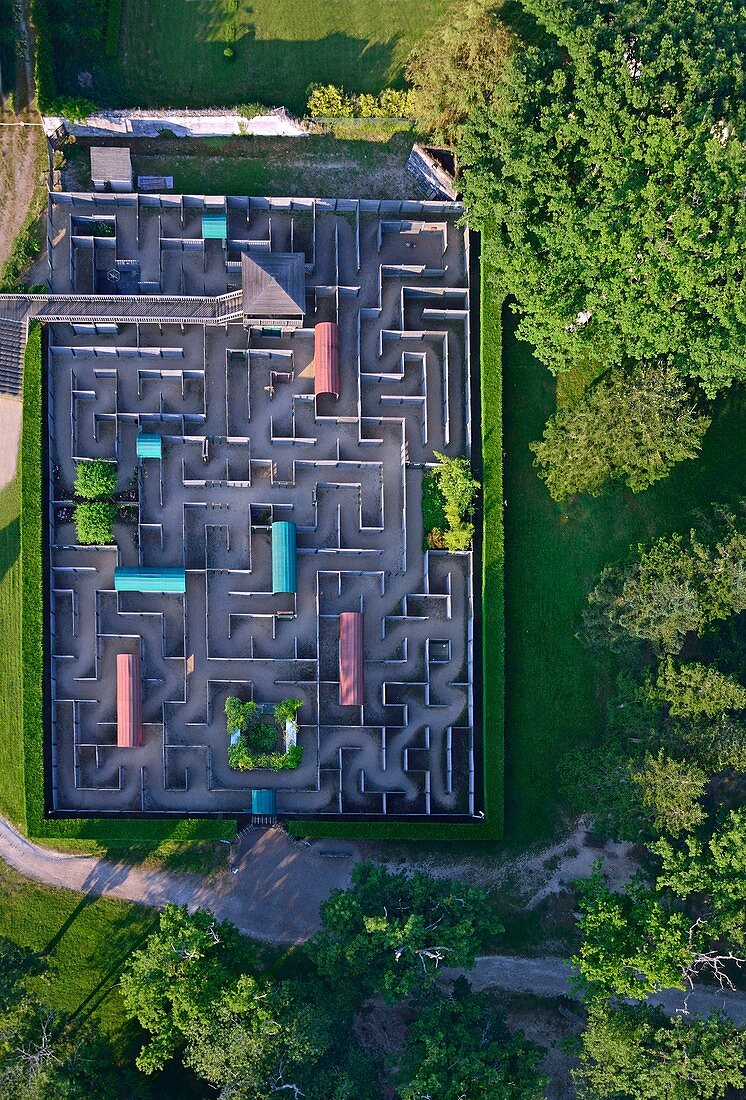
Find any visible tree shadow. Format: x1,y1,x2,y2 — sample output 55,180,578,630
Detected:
0,517,20,587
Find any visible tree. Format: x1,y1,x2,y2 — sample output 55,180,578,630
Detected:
651,659,746,719
274,698,301,724
630,750,707,837
246,720,277,754
119,904,251,1074
575,1001,746,1099
653,809,746,953
224,697,258,734
406,0,515,144
583,534,708,655
73,501,116,545
573,868,695,999
74,459,117,500
530,364,709,500
181,977,379,1100
395,979,545,1100
583,516,746,656
312,862,494,1001
459,0,746,392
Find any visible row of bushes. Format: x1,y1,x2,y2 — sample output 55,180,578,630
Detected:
73,458,117,543
228,743,303,772
306,83,411,119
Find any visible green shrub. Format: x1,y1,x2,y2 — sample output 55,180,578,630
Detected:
225,697,257,734
274,698,301,724
74,458,117,499
247,721,277,754
227,738,303,772
444,523,474,552
307,83,354,118
306,84,410,120
74,501,116,545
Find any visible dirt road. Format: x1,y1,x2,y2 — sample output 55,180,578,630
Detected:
0,815,355,944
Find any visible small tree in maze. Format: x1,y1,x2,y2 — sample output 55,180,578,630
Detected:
224,697,258,735
74,501,116,545
74,459,117,500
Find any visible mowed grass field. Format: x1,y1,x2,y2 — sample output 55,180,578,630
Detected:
0,861,155,1041
501,306,746,843
66,0,444,113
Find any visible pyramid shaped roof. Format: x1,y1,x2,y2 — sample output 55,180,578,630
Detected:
241,251,306,320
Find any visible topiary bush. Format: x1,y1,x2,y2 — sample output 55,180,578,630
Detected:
74,459,117,500
225,697,257,734
74,500,116,545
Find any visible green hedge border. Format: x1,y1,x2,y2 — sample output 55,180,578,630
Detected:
288,245,505,842
20,324,234,843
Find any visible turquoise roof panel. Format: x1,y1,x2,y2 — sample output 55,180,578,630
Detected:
136,433,162,459
251,789,277,816
202,213,227,240
114,567,186,593
271,521,297,594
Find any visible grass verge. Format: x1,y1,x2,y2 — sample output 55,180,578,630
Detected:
501,308,746,843
46,0,444,114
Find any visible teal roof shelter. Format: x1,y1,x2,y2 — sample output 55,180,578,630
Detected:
202,212,227,240
251,788,277,824
271,521,297,594
136,433,162,460
114,567,186,593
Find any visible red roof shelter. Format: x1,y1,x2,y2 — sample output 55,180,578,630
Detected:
339,611,364,706
313,322,340,398
117,652,143,748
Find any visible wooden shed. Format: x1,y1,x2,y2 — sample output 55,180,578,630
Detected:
116,652,142,748
90,146,133,193
313,322,340,398
339,611,364,706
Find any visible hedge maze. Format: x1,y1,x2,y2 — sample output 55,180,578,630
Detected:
1,191,481,822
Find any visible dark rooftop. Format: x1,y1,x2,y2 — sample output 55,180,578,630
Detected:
241,251,306,320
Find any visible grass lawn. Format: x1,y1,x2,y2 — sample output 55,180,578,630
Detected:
0,860,155,1040
55,0,445,114
502,306,746,843
124,130,420,201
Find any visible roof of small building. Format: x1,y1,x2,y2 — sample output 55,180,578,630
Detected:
241,251,306,319
90,145,132,182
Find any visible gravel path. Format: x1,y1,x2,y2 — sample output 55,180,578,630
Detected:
2,816,745,1022
445,955,746,1026
0,816,355,944
0,396,22,488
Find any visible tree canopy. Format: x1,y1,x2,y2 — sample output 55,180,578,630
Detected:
311,862,493,1001
530,363,709,499
406,0,515,144
459,0,746,392
395,978,545,1100
575,1001,746,1099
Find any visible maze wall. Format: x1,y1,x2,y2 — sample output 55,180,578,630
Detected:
46,193,478,819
